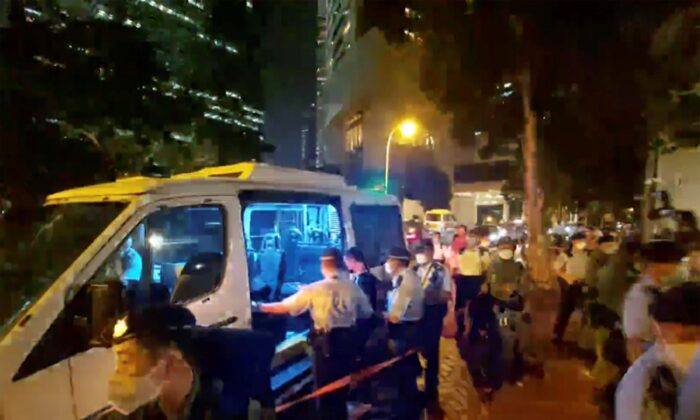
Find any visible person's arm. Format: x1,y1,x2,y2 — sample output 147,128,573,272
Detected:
259,287,312,316
439,269,452,303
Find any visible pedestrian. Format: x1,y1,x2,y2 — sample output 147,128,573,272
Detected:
588,235,629,417
487,236,527,385
414,242,452,410
383,246,425,419
431,231,449,264
257,248,373,419
103,304,276,420
616,282,700,420
622,240,686,362
455,234,489,337
451,225,469,255
552,232,589,345
345,247,378,311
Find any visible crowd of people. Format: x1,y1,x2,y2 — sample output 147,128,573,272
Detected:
100,218,700,420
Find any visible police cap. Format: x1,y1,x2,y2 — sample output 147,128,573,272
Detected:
650,282,700,325
640,240,685,263
112,304,196,346
598,234,616,245
497,236,514,247
414,241,434,254
388,246,411,261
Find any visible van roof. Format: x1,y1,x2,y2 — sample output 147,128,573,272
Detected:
46,162,359,204
425,209,453,215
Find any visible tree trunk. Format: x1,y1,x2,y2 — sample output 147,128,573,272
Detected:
519,67,549,287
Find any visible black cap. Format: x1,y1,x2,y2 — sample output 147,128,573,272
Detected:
650,283,700,325
640,240,685,263
415,241,434,254
570,232,587,241
388,246,411,261
598,234,616,245
497,236,514,247
113,304,196,345
321,247,345,268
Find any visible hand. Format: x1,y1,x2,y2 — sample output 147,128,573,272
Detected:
387,314,400,324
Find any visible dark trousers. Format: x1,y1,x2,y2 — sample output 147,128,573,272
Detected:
553,277,584,341
421,303,448,401
388,321,423,420
455,274,486,337
310,328,355,420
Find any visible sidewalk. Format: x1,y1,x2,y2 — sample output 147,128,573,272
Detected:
438,289,598,419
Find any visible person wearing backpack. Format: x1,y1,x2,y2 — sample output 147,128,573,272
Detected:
616,282,700,420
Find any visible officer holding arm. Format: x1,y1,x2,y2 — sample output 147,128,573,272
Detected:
257,248,372,420
383,246,425,419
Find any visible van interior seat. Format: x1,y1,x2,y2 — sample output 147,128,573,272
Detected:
171,252,224,303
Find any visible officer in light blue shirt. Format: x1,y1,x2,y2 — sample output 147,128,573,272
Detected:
120,237,142,283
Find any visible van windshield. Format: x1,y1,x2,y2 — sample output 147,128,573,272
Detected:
0,201,125,338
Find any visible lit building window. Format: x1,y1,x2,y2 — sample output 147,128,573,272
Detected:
345,113,363,152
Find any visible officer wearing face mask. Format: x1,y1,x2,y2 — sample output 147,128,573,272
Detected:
623,240,686,362
384,247,425,418
616,282,700,420
552,232,590,345
257,247,372,419
413,242,451,408
102,305,217,419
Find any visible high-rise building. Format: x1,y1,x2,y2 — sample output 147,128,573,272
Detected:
20,0,266,145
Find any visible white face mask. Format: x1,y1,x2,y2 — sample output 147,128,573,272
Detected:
384,262,393,276
415,254,429,265
498,249,514,260
108,363,163,415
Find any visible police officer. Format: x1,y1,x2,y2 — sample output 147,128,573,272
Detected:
414,242,451,408
622,240,685,362
383,246,425,419
257,248,373,419
488,236,526,384
553,232,590,345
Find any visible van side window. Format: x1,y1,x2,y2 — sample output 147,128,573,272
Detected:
350,204,404,267
13,205,225,381
240,190,342,345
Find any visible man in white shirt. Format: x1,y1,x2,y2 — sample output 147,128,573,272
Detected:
552,232,589,344
623,240,686,362
257,248,372,419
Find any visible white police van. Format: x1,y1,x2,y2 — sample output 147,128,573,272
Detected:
0,163,404,419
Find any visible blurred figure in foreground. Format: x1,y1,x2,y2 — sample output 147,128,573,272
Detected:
623,240,685,362
616,283,700,420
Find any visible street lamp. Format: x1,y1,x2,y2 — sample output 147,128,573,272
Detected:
384,119,419,194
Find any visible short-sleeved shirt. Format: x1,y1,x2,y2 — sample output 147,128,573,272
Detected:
458,249,485,276
488,258,523,301
556,251,588,283
415,262,451,305
387,268,424,322
623,276,656,342
282,275,373,332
